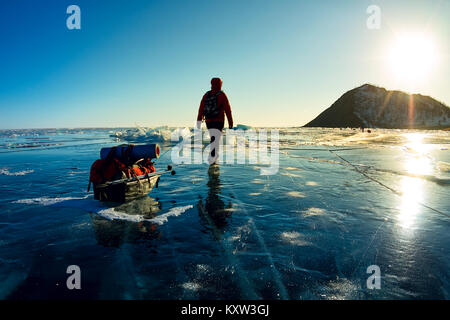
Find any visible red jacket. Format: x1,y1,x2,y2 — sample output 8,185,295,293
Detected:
197,79,233,126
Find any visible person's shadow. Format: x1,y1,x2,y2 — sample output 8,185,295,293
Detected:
198,165,232,232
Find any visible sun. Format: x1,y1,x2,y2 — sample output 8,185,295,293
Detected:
387,32,437,91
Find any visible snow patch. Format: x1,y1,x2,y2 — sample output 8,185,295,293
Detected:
302,207,326,216
280,231,310,246
13,196,88,205
13,196,193,225
181,282,202,291
287,191,306,198
0,168,34,176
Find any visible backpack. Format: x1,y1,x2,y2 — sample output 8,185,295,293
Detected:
203,91,222,119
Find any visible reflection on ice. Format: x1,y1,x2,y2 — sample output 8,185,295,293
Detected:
404,157,433,175
403,132,430,154
398,177,423,229
397,133,433,229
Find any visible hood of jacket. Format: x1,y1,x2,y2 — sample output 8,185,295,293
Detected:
211,78,222,92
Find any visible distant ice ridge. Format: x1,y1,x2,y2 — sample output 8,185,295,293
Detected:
13,196,193,225
231,124,253,131
110,125,173,142
0,128,90,137
109,124,254,143
0,168,34,176
279,127,450,147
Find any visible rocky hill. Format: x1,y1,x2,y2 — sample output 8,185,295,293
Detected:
304,84,450,129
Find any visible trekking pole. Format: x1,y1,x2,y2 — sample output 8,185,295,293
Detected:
97,165,175,187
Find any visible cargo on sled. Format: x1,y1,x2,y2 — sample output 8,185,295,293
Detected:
88,143,174,202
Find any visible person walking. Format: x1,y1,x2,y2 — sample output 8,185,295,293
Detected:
197,77,233,164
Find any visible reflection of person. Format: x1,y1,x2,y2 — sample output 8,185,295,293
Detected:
198,165,232,230
197,78,233,164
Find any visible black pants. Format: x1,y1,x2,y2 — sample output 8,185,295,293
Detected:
206,121,224,159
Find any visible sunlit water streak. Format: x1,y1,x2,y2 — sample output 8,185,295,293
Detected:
397,133,434,230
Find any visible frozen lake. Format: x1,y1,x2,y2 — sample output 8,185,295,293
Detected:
0,127,449,299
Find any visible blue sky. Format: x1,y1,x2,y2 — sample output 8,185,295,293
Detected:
0,0,448,129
